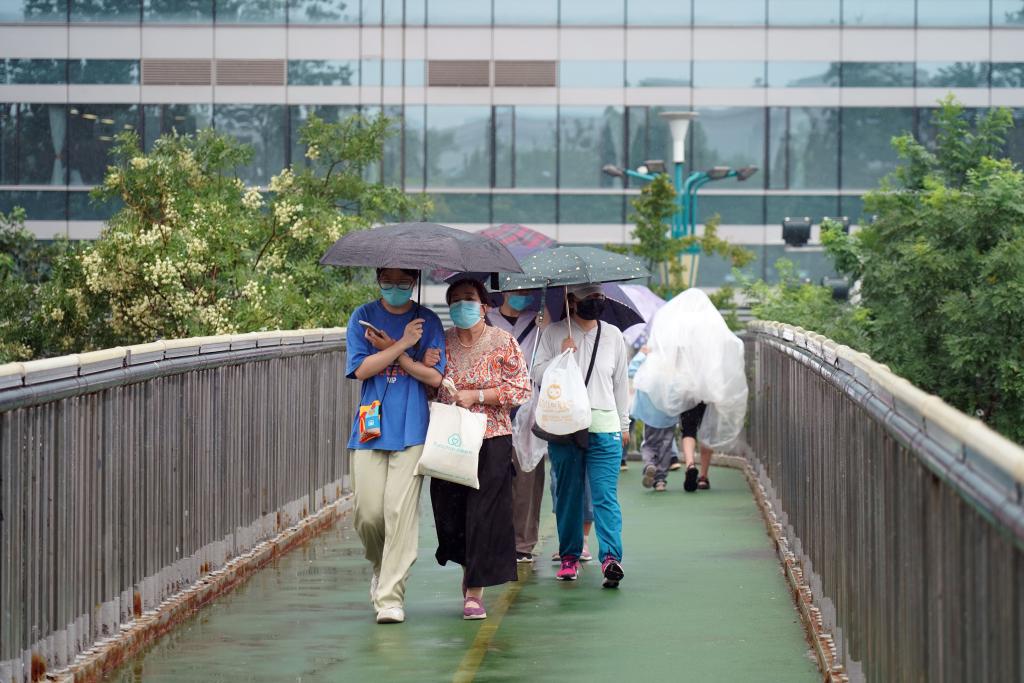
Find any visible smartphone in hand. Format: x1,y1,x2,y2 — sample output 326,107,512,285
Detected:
359,320,384,335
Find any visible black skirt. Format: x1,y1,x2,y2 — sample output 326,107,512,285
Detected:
430,434,518,588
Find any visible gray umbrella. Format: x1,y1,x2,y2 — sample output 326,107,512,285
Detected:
320,222,523,273
499,246,649,291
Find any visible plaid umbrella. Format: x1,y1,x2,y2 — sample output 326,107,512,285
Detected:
434,224,557,282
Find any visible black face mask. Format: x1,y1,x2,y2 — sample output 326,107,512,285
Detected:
575,298,606,321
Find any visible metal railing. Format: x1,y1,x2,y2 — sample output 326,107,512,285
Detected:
0,329,357,683
746,321,1024,683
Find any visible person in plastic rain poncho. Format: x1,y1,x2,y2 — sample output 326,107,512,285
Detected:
629,345,691,492
632,288,748,492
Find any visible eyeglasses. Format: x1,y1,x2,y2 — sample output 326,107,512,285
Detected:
379,280,415,291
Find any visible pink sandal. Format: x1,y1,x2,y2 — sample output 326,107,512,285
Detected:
463,596,487,620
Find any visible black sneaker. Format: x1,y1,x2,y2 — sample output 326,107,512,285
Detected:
683,465,699,492
516,552,534,564
601,557,624,589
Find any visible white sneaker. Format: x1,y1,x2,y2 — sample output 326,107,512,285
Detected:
369,573,379,606
376,607,405,624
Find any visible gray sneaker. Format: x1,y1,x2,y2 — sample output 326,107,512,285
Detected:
641,464,657,489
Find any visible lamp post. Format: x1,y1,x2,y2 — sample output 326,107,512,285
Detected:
659,111,698,240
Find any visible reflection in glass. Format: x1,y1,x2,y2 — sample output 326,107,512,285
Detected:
427,0,490,25
916,0,989,26
694,0,765,25
362,59,381,86
991,63,1024,88
69,189,119,220
361,0,380,23
287,0,358,23
69,59,140,84
1,105,16,184
840,107,913,189
288,60,357,86
381,104,402,186
12,104,68,185
560,0,623,25
1004,109,1024,166
430,193,490,223
426,106,491,188
69,104,139,185
216,0,284,22
626,106,677,180
560,194,623,224
0,190,67,220
144,104,212,150
842,0,914,26
766,195,840,226
560,61,624,88
0,0,67,22
691,107,765,188
627,0,689,25
495,106,557,188
917,62,989,88
841,62,914,87
494,0,556,24
768,0,839,25
693,62,765,88
70,0,140,21
0,59,64,84
495,106,513,188
144,0,212,22
993,0,1024,25
626,62,690,88
404,104,425,188
214,104,286,185
767,62,839,88
693,195,764,225
768,107,839,190
559,106,624,188
492,194,556,224
288,104,357,168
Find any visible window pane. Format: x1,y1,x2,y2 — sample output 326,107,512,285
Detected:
216,0,284,22
288,60,356,85
405,0,424,23
767,62,839,88
767,108,787,189
1,59,64,84
626,61,690,87
71,0,140,21
404,60,425,86
694,0,765,25
991,63,1024,88
430,193,491,223
144,0,212,22
994,0,1024,25
693,61,765,88
362,59,381,86
693,195,764,224
842,0,914,26
840,195,867,225
0,190,66,220
380,105,402,186
0,0,67,21
427,0,490,24
625,105,679,180
762,248,840,284
627,0,689,25
513,106,557,187
18,104,67,185
69,189,119,220
560,61,623,88
841,62,914,87
769,107,839,190
0,105,14,184
382,0,400,23
917,0,990,26
917,62,989,88
766,195,840,227
494,0,556,24
287,0,358,23
495,106,513,188
691,107,765,188
768,0,839,25
840,107,913,189
558,106,624,188
559,194,623,223
69,59,139,84
69,104,139,186
361,0,380,23
1003,109,1024,166
144,104,213,150
214,104,286,185
560,0,623,25
426,106,490,188
404,104,426,188
492,193,556,223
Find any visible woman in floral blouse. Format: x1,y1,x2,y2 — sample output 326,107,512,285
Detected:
432,278,532,620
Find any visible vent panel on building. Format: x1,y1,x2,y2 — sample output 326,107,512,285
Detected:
141,59,212,86
494,61,557,87
216,59,286,86
428,60,490,87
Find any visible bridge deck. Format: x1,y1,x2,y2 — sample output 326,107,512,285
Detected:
110,466,818,682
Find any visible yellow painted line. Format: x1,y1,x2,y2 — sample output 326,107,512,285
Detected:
452,515,557,683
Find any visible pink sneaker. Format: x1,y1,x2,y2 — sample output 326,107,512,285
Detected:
556,558,580,581
601,557,624,589
463,596,487,620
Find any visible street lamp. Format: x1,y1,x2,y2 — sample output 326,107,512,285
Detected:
782,217,812,247
822,215,851,234
659,111,699,239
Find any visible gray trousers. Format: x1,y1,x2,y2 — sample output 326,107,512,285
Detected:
640,425,677,483
511,453,546,554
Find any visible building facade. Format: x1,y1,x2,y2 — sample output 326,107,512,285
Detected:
2,0,1024,285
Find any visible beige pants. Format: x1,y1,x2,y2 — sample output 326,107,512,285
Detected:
351,445,424,611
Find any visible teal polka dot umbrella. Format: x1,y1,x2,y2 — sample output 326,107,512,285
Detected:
499,246,650,291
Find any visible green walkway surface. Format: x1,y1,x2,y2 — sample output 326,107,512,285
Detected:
111,466,817,682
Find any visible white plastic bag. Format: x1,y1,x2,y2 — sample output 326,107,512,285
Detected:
416,380,486,488
535,349,592,436
512,392,547,472
633,289,748,452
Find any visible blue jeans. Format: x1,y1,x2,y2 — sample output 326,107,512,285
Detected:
548,432,623,562
549,460,594,524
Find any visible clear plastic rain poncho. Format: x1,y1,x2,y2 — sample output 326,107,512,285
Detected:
633,288,748,452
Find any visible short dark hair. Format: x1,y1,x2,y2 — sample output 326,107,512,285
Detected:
376,268,419,280
445,278,490,306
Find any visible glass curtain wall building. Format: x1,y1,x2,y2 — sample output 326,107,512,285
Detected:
2,0,1024,284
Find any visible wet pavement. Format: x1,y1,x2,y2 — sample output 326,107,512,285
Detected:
109,465,818,682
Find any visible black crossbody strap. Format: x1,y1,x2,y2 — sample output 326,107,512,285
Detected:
583,321,602,387
516,319,537,346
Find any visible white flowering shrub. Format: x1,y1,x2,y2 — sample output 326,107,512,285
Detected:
1,113,430,360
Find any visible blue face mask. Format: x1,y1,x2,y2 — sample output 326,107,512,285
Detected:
450,301,482,329
507,294,534,312
380,287,414,307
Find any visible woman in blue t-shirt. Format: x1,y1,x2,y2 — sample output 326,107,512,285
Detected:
345,268,446,625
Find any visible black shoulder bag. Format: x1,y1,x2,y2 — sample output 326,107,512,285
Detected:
531,321,602,451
